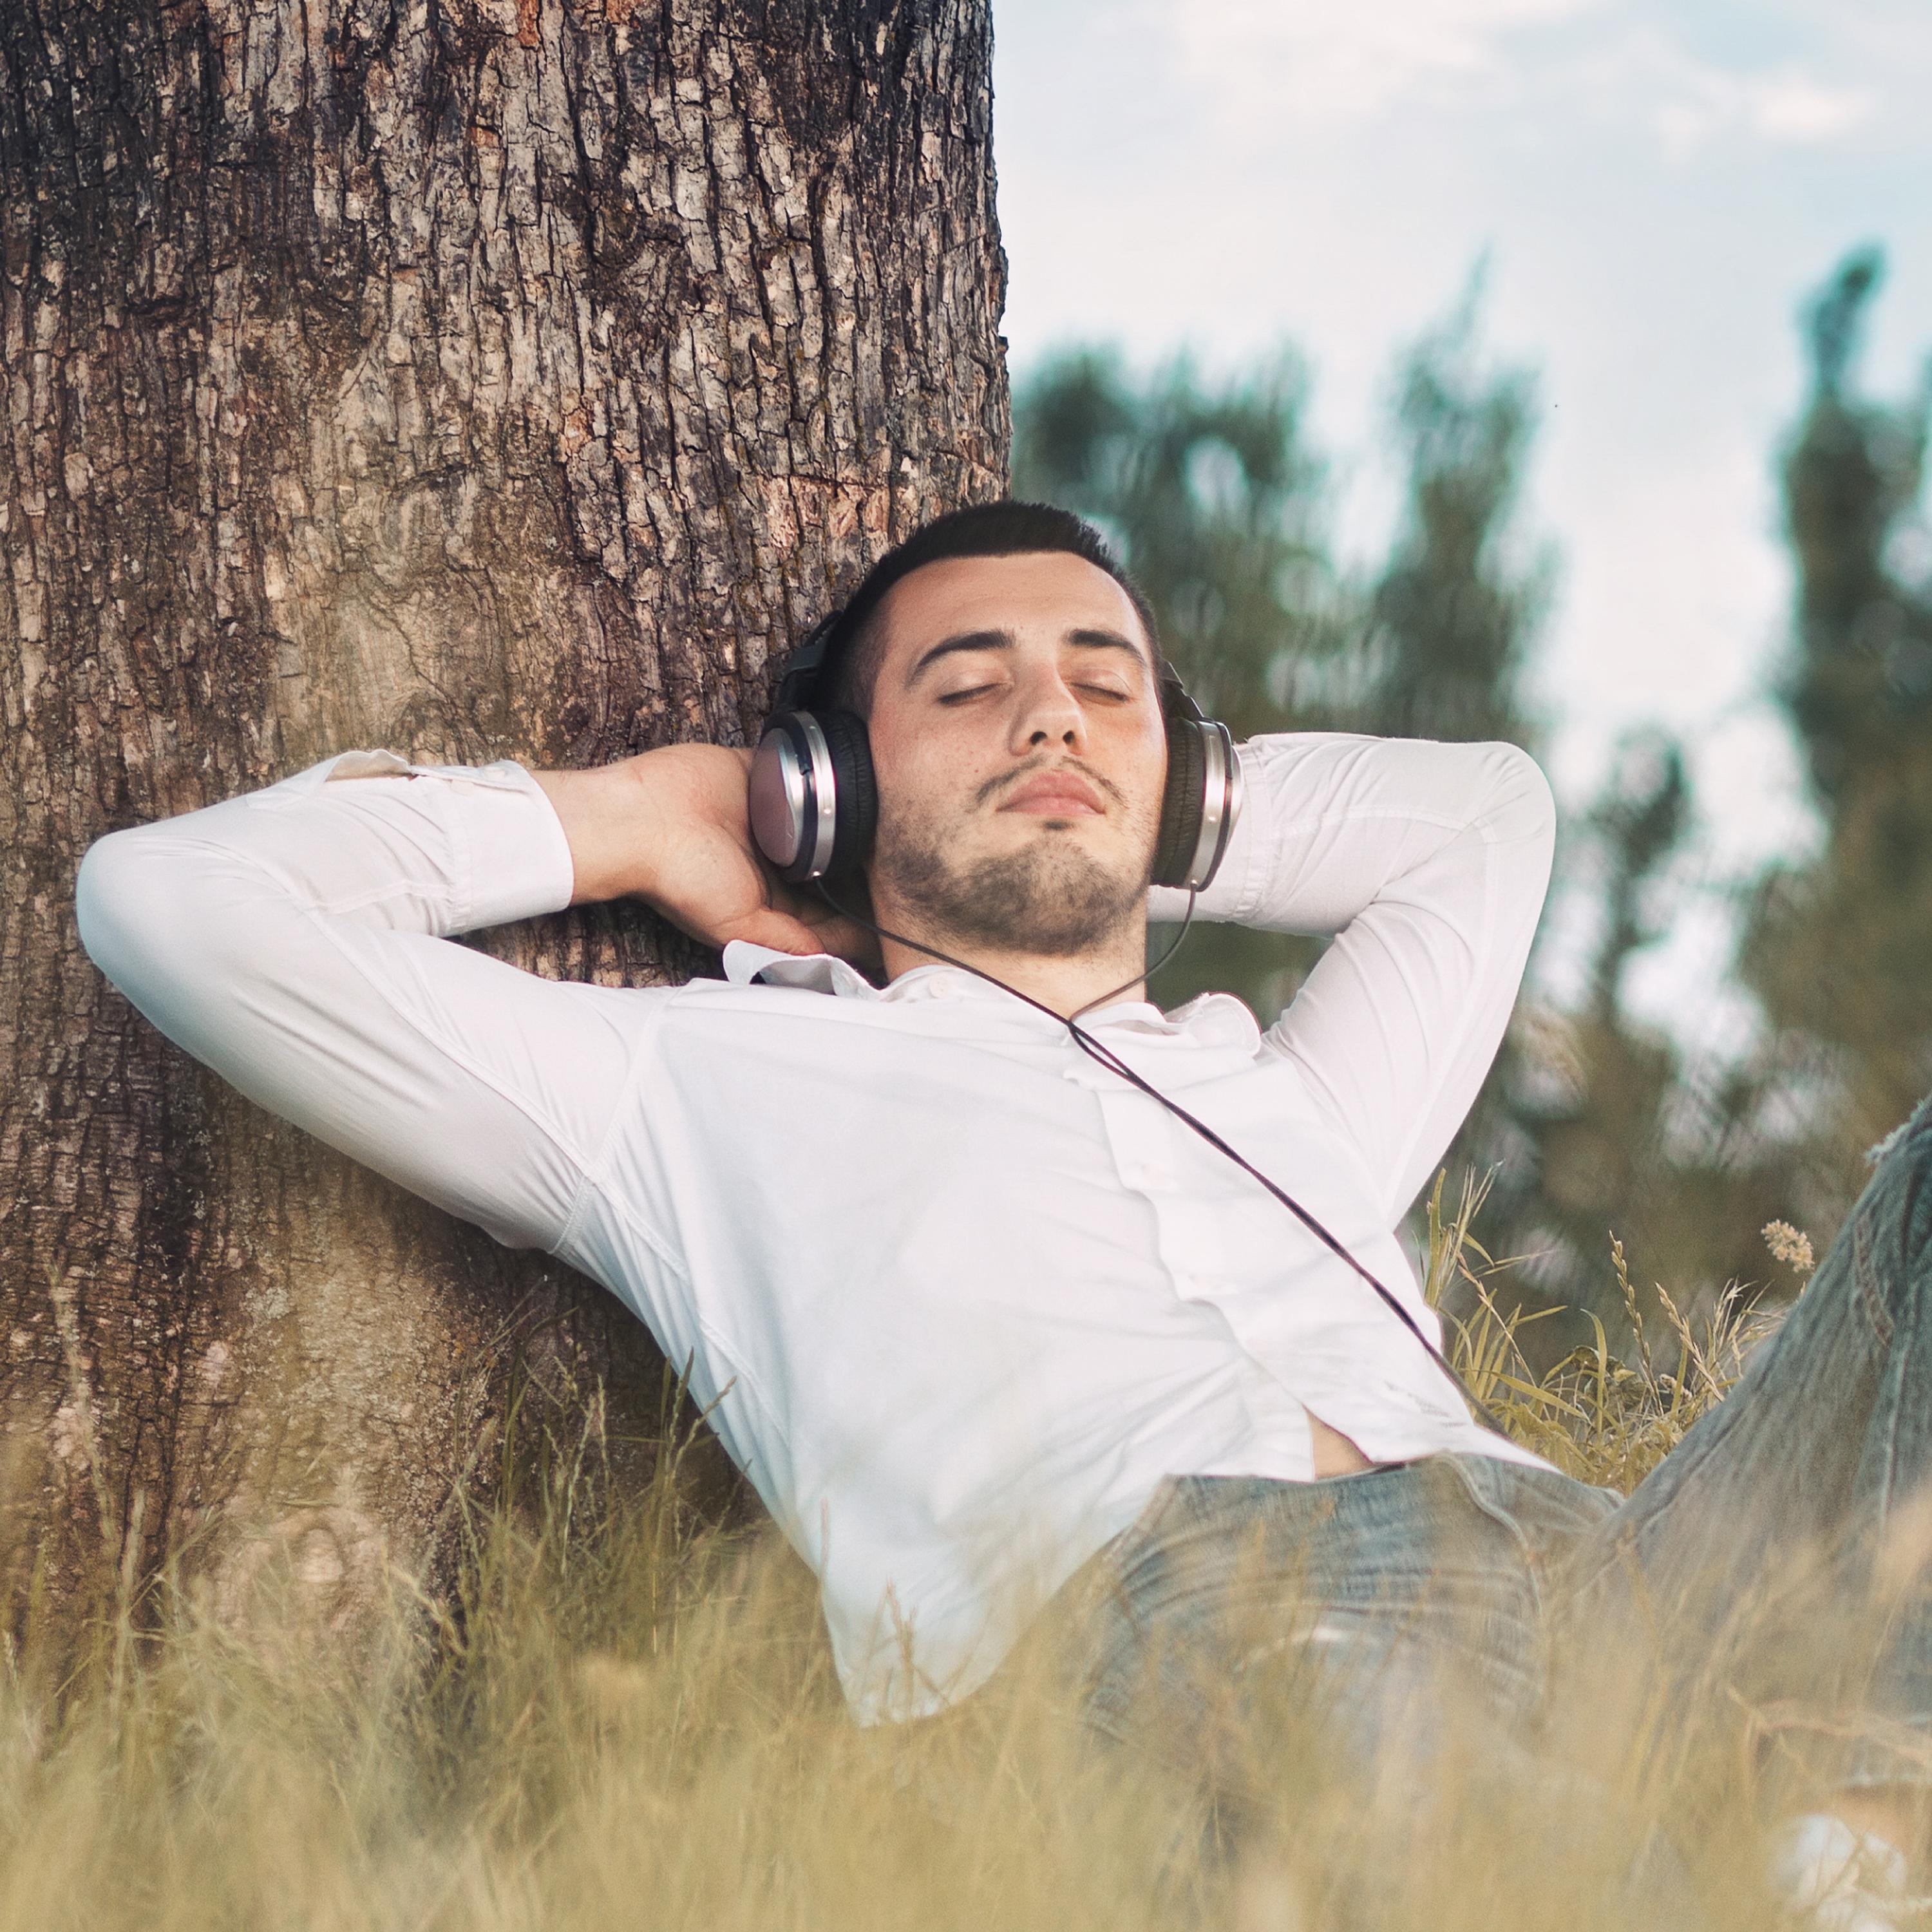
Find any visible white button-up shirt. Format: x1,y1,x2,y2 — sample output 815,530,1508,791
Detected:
75,733,1556,1723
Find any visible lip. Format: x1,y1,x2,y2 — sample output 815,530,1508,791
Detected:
998,771,1106,817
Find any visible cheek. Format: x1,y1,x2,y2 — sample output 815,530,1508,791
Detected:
1118,721,1172,826
866,706,969,826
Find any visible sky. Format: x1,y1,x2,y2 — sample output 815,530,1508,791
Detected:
991,0,1932,1032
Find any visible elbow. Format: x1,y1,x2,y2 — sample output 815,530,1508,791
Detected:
75,830,145,985
1477,742,1557,853
75,827,204,1002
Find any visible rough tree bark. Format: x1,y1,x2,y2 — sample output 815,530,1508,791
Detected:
0,0,1006,1638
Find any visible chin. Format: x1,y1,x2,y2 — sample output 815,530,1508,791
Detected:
884,824,1150,958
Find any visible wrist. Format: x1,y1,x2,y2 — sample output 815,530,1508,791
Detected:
533,753,674,907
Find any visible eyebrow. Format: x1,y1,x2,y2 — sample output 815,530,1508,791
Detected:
1065,626,1149,665
905,625,1150,686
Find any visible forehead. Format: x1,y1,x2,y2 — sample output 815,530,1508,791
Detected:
871,551,1150,667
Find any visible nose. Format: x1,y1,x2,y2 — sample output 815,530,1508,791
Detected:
1007,661,1086,758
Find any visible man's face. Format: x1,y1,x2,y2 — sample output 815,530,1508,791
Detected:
862,551,1168,959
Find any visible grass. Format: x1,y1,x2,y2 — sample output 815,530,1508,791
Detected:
0,1188,1850,1931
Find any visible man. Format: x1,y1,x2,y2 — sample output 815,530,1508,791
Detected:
76,503,1932,1923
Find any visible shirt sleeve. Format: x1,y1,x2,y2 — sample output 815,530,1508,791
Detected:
74,750,655,1256
1155,733,1555,1225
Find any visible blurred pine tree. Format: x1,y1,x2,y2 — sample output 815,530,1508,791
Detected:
1360,289,1552,750
1486,730,1760,1336
1506,249,1932,1332
1741,247,1932,1177
1348,299,1634,1332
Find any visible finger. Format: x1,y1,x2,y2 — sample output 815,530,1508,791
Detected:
772,883,875,952
712,907,833,958
779,888,878,960
801,912,881,967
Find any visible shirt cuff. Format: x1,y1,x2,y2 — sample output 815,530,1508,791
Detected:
268,749,577,933
444,760,578,931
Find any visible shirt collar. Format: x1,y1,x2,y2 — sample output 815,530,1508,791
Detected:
722,940,880,999
719,942,1260,1050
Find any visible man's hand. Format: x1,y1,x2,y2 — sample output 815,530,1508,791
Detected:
533,746,875,962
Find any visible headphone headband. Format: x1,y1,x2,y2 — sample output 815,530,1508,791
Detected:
773,611,848,714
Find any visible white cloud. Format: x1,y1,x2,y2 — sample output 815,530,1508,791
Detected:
1168,0,1601,123
1748,70,1875,141
1167,0,1879,156
1636,41,1877,160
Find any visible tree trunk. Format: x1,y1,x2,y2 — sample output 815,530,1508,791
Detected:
0,0,1005,1641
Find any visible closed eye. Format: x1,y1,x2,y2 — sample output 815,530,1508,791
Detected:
938,678,1133,706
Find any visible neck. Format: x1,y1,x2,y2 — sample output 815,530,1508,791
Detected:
869,901,1151,1019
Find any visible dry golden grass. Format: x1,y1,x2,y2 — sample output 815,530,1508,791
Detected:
0,1191,1846,1930
1420,1171,1782,1491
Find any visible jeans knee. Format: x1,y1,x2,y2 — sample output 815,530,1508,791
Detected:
1859,1098,1932,1312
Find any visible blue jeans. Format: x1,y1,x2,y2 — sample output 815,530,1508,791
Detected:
1069,1094,1932,1829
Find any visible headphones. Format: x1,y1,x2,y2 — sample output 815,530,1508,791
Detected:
747,611,1244,891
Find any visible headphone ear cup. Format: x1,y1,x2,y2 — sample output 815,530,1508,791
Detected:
749,712,828,880
813,708,878,877
1153,714,1208,891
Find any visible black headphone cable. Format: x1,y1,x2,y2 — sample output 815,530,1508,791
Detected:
813,882,1511,1439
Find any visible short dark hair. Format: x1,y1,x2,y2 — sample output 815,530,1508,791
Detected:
819,500,1159,714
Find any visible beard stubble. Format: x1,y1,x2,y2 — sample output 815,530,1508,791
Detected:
876,790,1157,960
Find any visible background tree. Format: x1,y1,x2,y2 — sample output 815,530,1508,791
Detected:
1490,732,1742,1338
1341,299,1710,1349
1741,247,1932,1196
0,0,1005,1644
1519,249,1932,1340
1359,290,1550,752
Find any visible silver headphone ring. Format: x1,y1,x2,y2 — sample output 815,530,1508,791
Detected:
750,713,842,881
1184,723,1241,890
796,713,838,878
